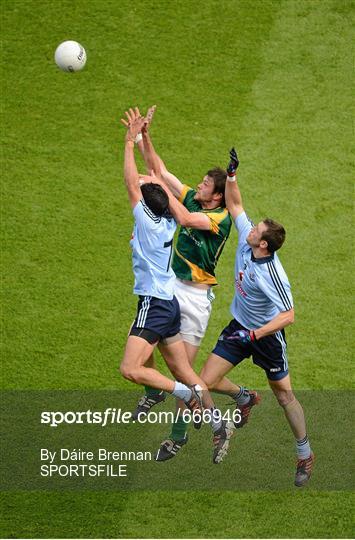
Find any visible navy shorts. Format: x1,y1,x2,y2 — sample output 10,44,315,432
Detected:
212,319,289,381
129,295,181,344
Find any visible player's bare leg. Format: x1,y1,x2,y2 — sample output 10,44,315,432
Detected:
200,353,236,390
131,352,167,420
200,353,261,428
182,341,200,365
159,339,214,408
268,374,314,486
132,342,201,420
121,336,208,427
133,339,201,418
164,339,199,412
144,354,156,368
120,336,175,391
268,375,306,439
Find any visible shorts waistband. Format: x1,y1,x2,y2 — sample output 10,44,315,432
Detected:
175,278,213,296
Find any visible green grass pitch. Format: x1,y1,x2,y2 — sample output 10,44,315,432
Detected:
1,0,354,537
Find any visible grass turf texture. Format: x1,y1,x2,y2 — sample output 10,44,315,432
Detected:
1,0,353,537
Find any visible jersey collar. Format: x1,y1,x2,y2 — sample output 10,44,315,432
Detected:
251,252,274,264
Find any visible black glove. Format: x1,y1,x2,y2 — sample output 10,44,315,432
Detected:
226,329,256,343
227,147,239,176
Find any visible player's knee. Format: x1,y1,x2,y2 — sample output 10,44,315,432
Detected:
201,377,215,390
172,364,195,384
199,370,215,390
275,390,295,407
206,380,218,390
119,363,131,380
120,363,140,384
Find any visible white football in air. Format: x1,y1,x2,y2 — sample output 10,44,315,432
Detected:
54,40,87,72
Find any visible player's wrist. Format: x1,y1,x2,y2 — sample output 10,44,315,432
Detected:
135,133,143,144
125,138,135,146
250,330,257,341
227,174,236,182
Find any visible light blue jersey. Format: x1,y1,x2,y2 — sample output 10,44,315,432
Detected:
231,212,293,329
130,200,177,300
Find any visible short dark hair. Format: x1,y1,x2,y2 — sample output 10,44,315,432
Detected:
141,183,169,216
207,167,227,207
261,218,286,253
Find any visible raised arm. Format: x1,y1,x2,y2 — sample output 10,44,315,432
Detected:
157,158,185,199
225,147,244,220
141,127,163,180
121,108,145,208
136,106,184,198
149,173,212,230
135,105,155,162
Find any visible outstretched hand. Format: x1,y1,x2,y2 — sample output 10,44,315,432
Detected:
120,107,145,142
142,105,156,132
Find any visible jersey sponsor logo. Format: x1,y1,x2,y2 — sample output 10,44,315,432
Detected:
181,228,203,247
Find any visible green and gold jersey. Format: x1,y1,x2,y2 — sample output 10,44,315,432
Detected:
172,185,232,285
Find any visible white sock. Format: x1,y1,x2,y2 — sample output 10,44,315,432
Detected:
171,381,192,401
296,435,311,459
233,386,251,406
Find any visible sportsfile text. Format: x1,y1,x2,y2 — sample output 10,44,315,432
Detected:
40,408,242,427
